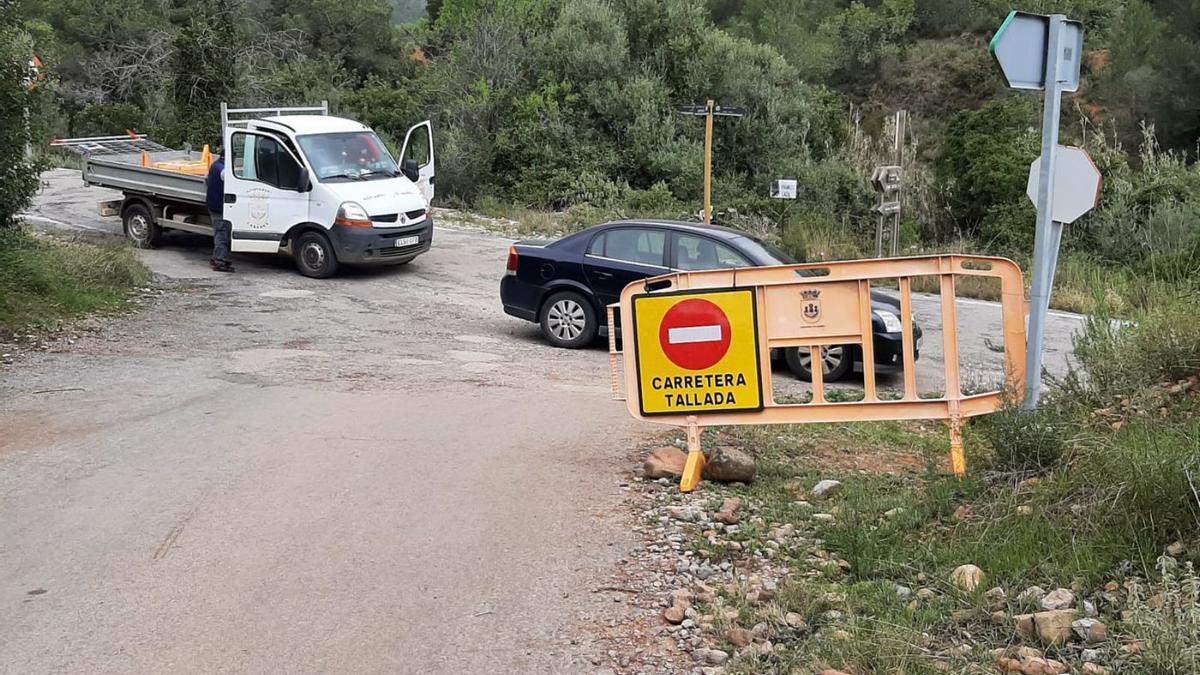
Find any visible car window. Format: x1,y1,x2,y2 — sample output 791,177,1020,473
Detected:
604,229,665,266
587,233,606,256
233,132,302,190
297,131,398,181
675,234,751,271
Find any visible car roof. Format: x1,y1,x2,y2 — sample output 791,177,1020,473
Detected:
253,115,371,135
598,219,750,241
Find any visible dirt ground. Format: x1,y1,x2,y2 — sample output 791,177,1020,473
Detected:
0,170,1086,674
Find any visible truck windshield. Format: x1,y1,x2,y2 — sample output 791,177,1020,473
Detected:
297,132,399,181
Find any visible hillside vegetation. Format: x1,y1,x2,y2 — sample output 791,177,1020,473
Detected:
9,0,1200,310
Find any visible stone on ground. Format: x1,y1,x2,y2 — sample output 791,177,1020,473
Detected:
950,564,985,591
713,497,742,525
725,627,753,647
1040,588,1075,610
703,447,756,483
695,648,729,666
644,447,687,479
1033,609,1078,645
1072,617,1108,643
811,479,843,497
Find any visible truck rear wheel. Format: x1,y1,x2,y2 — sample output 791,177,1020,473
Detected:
294,230,339,278
123,203,161,249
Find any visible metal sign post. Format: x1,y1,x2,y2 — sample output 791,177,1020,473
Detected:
678,102,745,223
1025,14,1066,409
871,165,902,257
891,110,906,256
990,11,1086,408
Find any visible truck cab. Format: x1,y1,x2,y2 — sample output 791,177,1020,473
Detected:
223,105,436,277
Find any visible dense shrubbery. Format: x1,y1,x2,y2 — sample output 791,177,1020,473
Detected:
1,0,40,229
12,0,1200,308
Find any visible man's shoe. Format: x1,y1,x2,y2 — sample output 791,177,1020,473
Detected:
210,260,235,273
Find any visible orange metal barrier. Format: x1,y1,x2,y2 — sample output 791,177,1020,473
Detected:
609,255,1027,490
140,144,215,176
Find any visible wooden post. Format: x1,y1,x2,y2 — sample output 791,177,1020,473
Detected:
703,100,714,224
680,416,706,492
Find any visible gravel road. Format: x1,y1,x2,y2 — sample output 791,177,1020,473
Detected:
0,170,1085,673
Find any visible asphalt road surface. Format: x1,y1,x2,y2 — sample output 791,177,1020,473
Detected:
0,170,1085,673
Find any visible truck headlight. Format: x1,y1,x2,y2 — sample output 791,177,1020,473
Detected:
874,310,903,333
334,201,372,228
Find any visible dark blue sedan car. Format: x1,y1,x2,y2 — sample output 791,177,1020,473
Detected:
500,219,920,381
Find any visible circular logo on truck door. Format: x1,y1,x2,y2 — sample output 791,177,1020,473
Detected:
659,299,733,370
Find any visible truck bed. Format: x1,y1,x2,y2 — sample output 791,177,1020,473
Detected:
83,151,208,205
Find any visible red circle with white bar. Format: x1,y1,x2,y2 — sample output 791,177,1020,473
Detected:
659,299,732,370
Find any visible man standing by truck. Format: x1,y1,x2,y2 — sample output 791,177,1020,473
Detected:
206,156,234,273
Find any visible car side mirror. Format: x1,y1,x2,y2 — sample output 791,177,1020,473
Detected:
296,167,310,192
401,158,419,182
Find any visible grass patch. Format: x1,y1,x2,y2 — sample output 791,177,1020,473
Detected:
0,227,150,334
696,295,1200,673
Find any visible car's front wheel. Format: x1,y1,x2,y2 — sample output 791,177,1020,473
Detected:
540,291,597,349
294,230,339,278
785,345,853,382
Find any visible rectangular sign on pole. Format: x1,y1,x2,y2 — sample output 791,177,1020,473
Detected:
631,288,763,417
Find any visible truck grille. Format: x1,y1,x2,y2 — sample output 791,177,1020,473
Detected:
379,241,426,257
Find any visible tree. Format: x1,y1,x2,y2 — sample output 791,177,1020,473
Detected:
1,0,41,229
169,0,237,146
936,96,1039,241
266,0,400,78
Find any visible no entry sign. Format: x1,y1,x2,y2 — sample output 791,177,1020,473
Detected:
659,299,732,370
632,289,763,416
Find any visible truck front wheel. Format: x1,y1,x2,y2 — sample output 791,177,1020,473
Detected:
123,203,161,249
294,230,339,278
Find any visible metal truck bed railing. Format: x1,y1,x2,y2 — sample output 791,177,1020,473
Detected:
221,102,328,130
82,154,207,205
50,133,172,156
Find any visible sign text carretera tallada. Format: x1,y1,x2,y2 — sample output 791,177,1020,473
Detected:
631,289,763,416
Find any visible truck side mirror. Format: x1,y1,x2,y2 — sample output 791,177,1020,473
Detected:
401,158,419,182
296,167,310,192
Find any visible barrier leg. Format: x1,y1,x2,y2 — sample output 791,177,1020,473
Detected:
680,416,705,493
948,412,966,478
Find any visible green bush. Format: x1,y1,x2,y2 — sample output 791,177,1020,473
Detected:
1,1,40,229
979,405,1067,474
935,96,1039,239
0,229,151,331
70,103,145,137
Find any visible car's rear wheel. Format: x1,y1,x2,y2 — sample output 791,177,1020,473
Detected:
540,291,597,349
123,203,161,249
785,345,853,382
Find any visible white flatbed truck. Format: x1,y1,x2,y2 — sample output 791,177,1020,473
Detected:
63,103,436,278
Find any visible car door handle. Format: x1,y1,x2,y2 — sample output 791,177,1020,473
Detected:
592,271,613,280
224,194,237,204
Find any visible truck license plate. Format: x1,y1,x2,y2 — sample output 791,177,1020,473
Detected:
395,236,419,247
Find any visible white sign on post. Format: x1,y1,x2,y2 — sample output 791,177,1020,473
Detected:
1026,146,1102,223
770,179,797,199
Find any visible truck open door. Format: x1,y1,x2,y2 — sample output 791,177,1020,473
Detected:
400,121,435,205
223,128,311,253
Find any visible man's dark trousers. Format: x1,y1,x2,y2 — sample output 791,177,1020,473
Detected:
211,214,232,264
